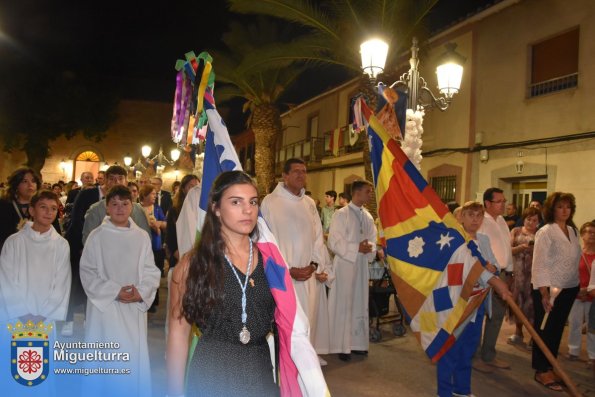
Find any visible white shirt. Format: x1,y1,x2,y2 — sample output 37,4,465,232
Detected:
478,213,513,271
531,223,581,289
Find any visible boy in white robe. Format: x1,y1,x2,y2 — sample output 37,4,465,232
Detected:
0,190,71,396
328,180,376,361
80,185,160,397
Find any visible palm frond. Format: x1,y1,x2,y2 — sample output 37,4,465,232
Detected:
234,34,333,74
213,84,249,104
228,0,340,40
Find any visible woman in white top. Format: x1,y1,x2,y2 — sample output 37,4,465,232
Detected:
531,192,581,391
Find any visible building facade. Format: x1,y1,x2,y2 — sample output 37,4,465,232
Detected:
1,100,187,191
277,0,595,225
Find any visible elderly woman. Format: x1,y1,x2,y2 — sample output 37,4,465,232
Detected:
531,192,581,391
507,206,541,348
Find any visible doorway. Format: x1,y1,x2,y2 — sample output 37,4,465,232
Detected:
511,180,547,215
73,151,101,182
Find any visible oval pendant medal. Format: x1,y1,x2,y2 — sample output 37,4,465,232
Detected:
239,326,251,344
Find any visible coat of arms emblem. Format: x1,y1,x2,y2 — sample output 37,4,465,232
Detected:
8,320,51,387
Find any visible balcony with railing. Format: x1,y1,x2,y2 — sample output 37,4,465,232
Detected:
275,125,366,173
529,72,578,97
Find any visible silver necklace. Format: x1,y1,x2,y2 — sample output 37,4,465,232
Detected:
224,238,254,344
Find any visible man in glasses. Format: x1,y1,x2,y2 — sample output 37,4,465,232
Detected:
473,187,514,373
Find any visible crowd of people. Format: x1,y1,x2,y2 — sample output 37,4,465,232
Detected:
0,161,593,396
0,166,199,396
449,189,595,394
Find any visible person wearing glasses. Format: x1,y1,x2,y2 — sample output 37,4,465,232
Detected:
473,187,513,373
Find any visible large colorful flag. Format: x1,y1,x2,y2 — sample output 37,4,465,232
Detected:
329,127,342,156
191,59,328,396
360,98,489,363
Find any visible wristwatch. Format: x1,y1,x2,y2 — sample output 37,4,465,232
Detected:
310,261,319,270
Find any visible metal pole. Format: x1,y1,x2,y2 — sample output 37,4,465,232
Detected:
408,37,420,110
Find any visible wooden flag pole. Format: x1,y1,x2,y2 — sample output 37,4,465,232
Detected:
504,295,583,397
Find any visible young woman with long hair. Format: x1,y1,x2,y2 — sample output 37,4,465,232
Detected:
165,174,199,268
167,171,279,396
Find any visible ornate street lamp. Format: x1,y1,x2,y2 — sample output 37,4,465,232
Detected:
141,145,181,166
123,154,133,167
360,37,466,111
360,38,389,83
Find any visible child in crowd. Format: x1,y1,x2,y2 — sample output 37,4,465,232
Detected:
437,201,511,397
0,189,71,322
80,185,160,397
0,190,71,396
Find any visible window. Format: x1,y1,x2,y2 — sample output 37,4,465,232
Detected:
76,151,100,161
307,114,319,140
529,27,579,97
429,175,457,203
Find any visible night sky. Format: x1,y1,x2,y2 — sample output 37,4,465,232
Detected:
0,0,498,134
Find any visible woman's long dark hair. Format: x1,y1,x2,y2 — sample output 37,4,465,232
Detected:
173,174,199,214
182,171,259,328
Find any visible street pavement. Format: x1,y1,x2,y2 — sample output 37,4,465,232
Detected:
65,277,594,396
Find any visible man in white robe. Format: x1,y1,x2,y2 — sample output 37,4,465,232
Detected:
328,180,376,361
80,186,160,397
261,158,332,360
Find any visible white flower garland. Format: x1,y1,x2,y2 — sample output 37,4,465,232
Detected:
401,108,425,170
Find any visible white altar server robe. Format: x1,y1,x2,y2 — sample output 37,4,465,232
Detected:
328,203,376,353
80,217,160,397
0,222,71,321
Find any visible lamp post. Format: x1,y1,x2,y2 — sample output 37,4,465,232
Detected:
59,159,67,179
140,145,181,177
123,154,133,168
141,145,181,166
122,153,135,178
360,37,466,111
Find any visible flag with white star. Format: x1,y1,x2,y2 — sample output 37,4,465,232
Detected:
359,97,489,363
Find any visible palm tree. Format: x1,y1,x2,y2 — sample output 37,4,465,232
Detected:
210,18,307,195
227,0,438,216
228,0,437,75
